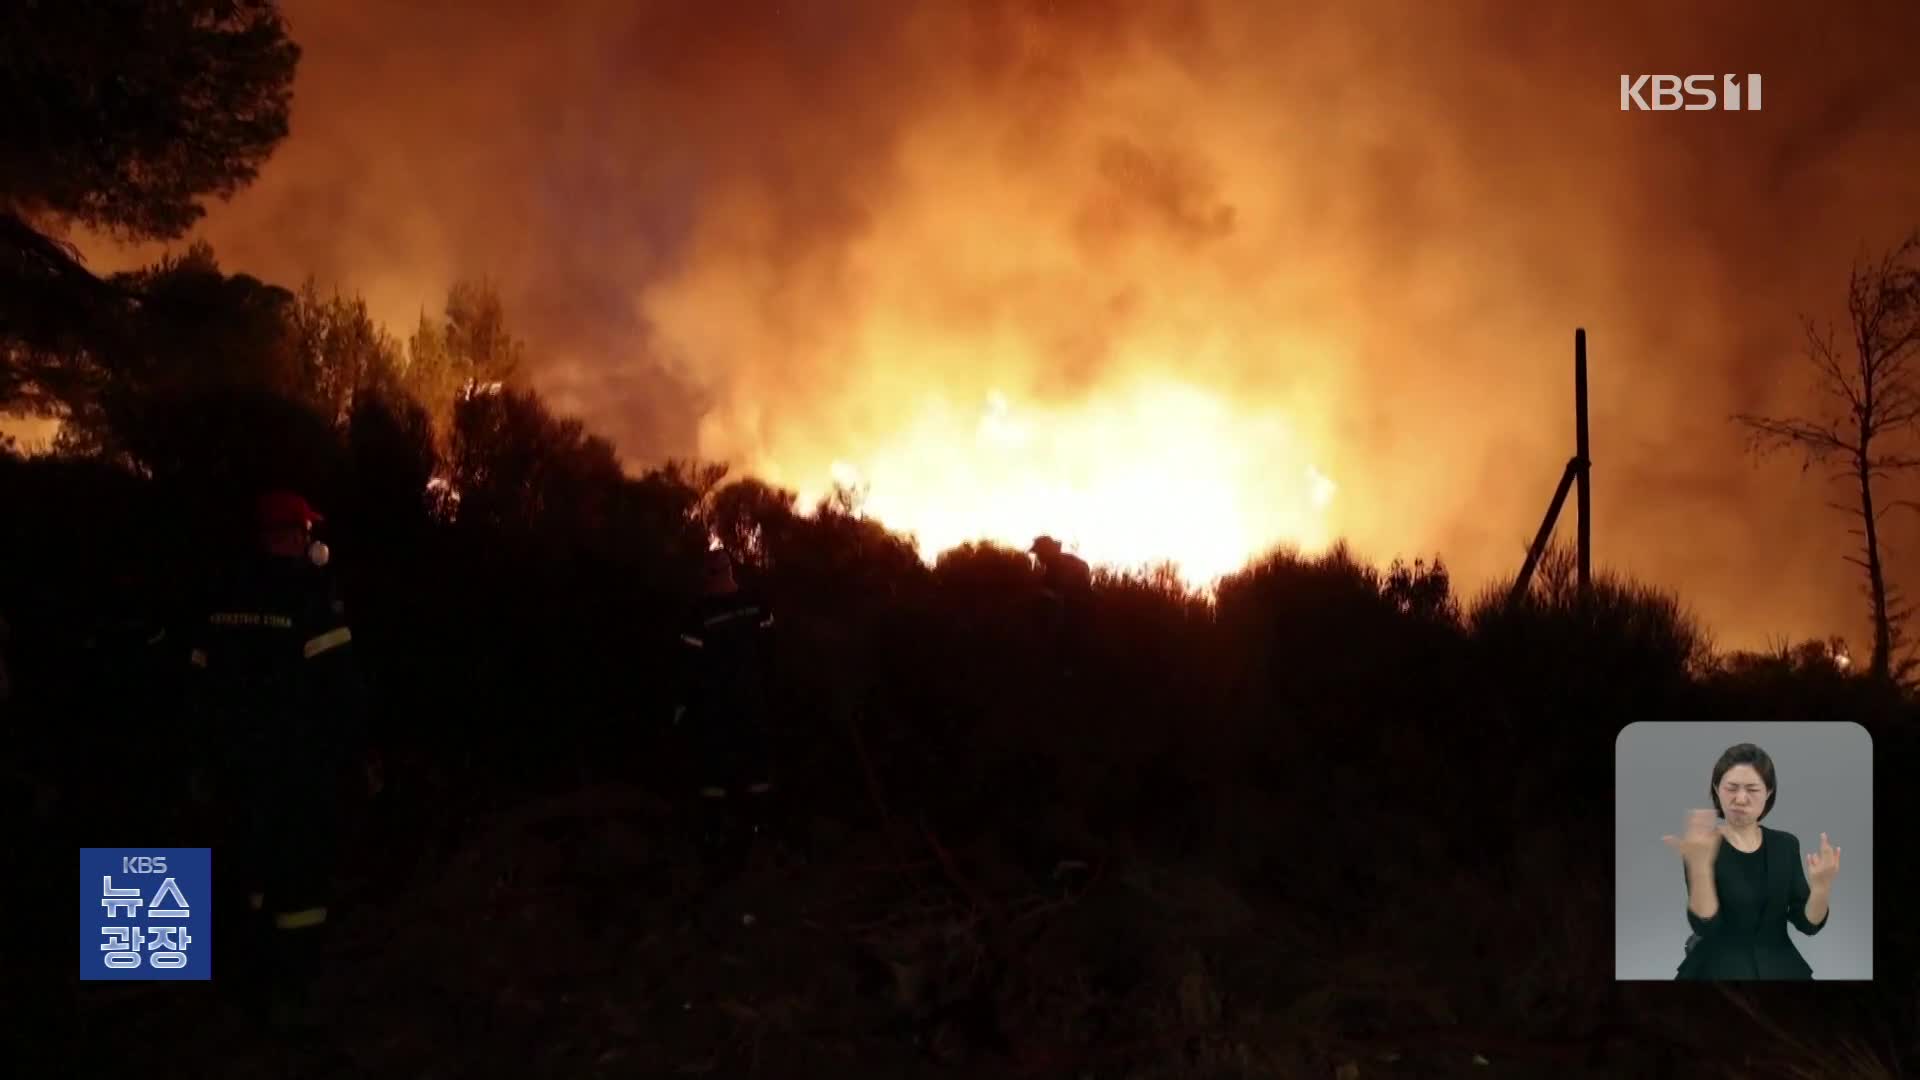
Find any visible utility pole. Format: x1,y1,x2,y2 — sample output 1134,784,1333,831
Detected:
1575,328,1592,596
1510,329,1594,605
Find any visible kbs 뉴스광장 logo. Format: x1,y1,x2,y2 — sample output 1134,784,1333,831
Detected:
79,848,212,981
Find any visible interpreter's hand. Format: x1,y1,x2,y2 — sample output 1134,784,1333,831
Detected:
1806,832,1841,888
363,751,385,799
1662,809,1727,862
672,705,686,727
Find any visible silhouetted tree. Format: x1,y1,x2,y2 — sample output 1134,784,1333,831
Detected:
290,281,406,427
0,215,124,412
1735,231,1920,682
792,494,926,597
449,386,623,545
1383,555,1457,624
119,244,300,384
135,384,345,545
402,280,528,449
932,542,1039,592
348,387,437,542
604,470,706,566
707,477,799,569
444,279,525,390
1214,543,1410,723
0,0,298,413
0,0,297,239
56,244,301,460
637,460,723,543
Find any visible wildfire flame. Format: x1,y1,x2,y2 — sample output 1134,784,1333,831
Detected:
776,376,1336,588
645,66,1358,593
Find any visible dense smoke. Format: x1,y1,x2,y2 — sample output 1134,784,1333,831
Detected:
71,0,1920,648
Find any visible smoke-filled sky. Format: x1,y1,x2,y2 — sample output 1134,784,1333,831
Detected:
69,0,1920,651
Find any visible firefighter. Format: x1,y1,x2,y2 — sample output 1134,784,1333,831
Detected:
184,489,366,1026
673,547,776,876
1029,535,1094,673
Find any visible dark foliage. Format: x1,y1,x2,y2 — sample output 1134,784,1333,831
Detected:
2,232,1915,1075
0,0,298,430
7,368,1918,1076
0,0,298,241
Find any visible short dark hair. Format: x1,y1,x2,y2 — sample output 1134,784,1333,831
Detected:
1710,743,1778,820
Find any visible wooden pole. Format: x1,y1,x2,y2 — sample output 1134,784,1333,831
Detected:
1575,328,1591,596
1510,457,1580,606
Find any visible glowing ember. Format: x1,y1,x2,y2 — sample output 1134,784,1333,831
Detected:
783,376,1336,588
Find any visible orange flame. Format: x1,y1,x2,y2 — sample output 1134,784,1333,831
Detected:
771,375,1336,588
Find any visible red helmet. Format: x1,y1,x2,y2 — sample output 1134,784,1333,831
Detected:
256,490,324,531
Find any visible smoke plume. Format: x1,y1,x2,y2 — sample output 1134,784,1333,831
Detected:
75,0,1920,648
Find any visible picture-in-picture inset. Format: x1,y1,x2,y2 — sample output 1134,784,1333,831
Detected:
1615,721,1872,981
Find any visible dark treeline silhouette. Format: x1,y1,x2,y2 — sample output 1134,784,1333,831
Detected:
4,4,1919,1076
5,304,1918,1073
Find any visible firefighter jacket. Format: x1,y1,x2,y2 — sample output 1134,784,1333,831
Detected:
676,587,775,723
183,553,366,775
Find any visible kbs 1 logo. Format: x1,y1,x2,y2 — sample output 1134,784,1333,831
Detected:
1620,74,1763,111
80,848,213,981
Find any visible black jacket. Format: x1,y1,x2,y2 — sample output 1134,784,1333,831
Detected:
183,552,366,775
1675,826,1828,980
676,587,774,721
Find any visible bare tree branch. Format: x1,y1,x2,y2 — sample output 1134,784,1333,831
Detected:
1733,414,1855,460
1805,318,1860,413
1866,396,1920,435
1738,230,1920,682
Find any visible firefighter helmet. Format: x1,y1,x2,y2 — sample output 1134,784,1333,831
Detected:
256,490,324,531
